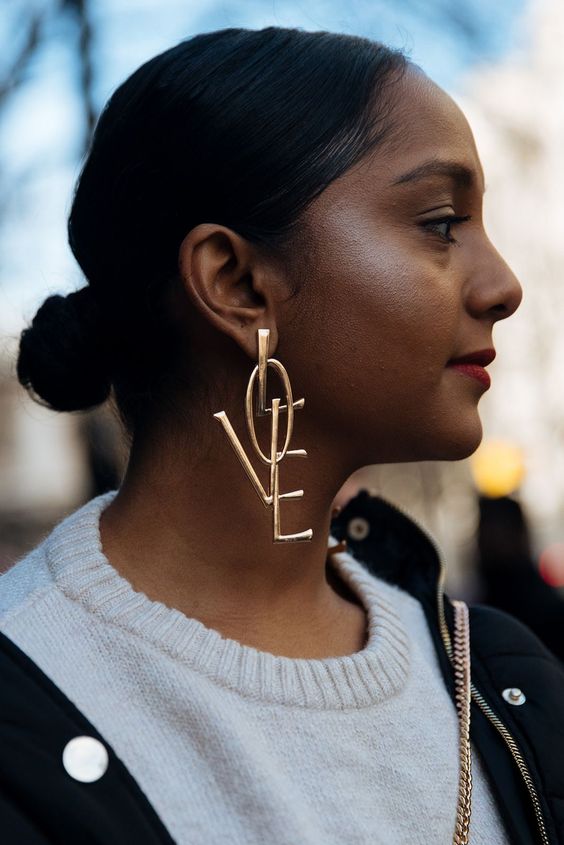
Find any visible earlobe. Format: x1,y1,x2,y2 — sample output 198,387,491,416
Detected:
177,223,278,358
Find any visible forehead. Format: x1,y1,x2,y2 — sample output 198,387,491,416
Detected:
379,67,485,189
324,66,485,203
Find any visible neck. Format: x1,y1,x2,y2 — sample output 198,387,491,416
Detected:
98,409,368,658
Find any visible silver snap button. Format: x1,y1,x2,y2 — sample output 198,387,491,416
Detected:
62,736,109,782
502,687,526,706
347,517,370,541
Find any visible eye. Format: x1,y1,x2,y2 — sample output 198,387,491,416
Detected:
422,214,472,245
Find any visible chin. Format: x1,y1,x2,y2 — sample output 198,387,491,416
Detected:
404,413,483,462
437,419,483,461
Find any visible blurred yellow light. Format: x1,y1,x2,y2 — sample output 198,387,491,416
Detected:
470,440,525,497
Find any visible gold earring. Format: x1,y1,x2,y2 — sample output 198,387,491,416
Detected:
213,328,313,543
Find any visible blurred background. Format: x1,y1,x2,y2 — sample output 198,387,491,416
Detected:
1,0,563,659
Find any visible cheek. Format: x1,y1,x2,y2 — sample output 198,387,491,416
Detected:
311,231,461,403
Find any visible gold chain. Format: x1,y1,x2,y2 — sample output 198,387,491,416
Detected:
452,599,473,844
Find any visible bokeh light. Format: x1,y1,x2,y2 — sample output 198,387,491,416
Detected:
470,439,525,498
539,543,564,588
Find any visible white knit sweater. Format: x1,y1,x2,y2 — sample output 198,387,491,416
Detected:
0,489,509,844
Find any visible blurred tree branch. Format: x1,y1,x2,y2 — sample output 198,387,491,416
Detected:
61,0,97,152
0,12,44,107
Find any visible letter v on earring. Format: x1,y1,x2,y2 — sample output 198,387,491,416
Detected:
213,329,313,543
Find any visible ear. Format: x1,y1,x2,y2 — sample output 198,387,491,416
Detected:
177,223,280,359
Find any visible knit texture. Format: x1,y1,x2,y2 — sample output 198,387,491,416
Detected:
0,490,509,844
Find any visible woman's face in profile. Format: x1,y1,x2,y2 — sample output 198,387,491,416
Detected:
290,64,523,467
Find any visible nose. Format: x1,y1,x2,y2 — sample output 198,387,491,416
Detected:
466,241,523,323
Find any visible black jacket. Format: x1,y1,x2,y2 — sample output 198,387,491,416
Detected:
1,489,563,844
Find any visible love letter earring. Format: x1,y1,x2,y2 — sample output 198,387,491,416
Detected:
213,328,313,543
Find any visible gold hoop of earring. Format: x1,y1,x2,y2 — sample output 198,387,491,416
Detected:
213,328,313,543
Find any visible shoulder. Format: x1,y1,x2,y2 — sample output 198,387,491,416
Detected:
467,602,564,721
469,601,564,665
467,601,564,820
0,541,54,625
1,490,118,629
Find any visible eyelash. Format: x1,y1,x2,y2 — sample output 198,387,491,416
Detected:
422,214,472,245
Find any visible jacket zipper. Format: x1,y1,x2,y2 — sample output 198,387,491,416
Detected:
377,497,550,845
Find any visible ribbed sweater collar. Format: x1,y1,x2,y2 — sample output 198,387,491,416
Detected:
45,490,410,710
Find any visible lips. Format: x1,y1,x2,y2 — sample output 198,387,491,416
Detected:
447,349,496,367
446,349,495,389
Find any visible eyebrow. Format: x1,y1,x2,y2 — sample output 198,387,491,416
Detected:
391,159,486,193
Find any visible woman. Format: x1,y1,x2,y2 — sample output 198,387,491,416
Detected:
1,26,563,845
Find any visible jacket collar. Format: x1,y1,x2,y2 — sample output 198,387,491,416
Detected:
329,489,447,614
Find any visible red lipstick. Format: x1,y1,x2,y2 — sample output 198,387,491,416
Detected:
446,349,495,389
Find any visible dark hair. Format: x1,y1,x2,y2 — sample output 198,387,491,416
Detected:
17,26,408,438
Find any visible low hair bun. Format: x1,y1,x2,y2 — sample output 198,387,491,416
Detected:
16,286,113,412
